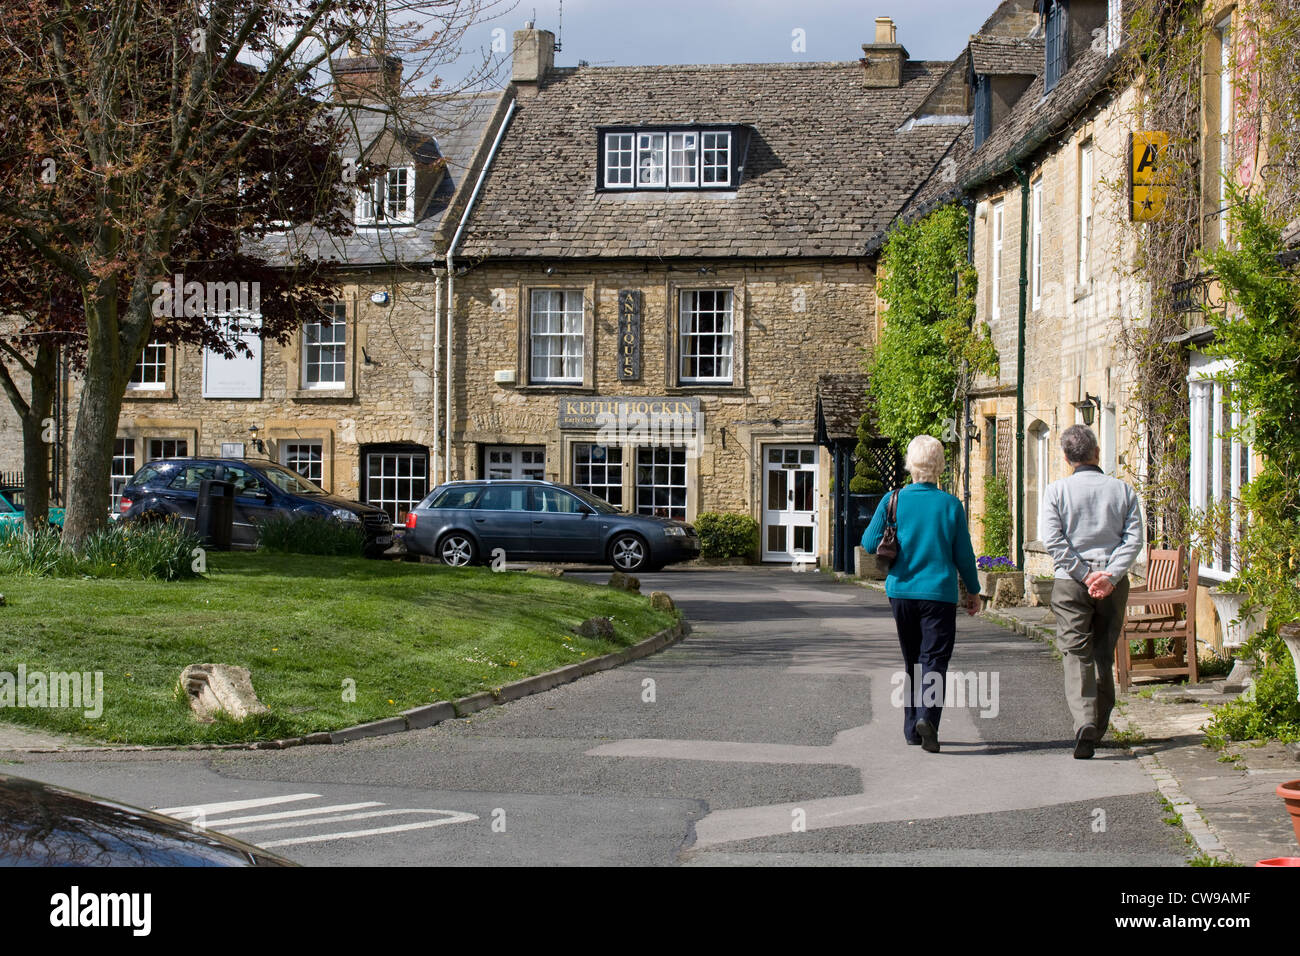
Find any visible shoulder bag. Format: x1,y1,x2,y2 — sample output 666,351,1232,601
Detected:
875,489,900,574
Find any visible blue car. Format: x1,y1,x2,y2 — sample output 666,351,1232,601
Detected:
118,458,393,556
402,479,699,573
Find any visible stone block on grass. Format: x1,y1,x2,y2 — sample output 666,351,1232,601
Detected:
178,664,269,723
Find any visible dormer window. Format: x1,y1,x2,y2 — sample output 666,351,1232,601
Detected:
356,166,415,224
599,126,742,192
1044,0,1069,92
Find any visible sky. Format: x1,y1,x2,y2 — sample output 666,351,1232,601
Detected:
435,0,994,91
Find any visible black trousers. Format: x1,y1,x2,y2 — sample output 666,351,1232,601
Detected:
889,598,957,743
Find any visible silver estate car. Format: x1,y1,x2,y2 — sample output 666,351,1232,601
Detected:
402,480,700,573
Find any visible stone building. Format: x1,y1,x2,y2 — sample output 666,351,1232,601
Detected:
444,21,962,563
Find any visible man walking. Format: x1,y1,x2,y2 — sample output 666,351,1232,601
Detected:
1042,425,1144,759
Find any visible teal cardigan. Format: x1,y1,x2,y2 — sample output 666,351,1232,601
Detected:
860,483,981,604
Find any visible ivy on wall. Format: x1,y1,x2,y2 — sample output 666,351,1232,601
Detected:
867,203,997,455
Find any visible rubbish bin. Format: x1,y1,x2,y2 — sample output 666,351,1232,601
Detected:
195,479,235,550
848,493,884,547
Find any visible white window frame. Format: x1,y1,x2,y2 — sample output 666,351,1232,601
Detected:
111,438,136,512
282,441,324,485
355,166,415,225
678,289,734,384
364,448,428,525
572,443,624,508
1101,403,1117,475
1106,0,1123,55
147,438,188,462
1078,142,1094,289
302,303,347,390
529,289,584,385
991,200,1004,322
635,445,688,521
484,445,545,481
1218,15,1234,245
669,132,698,187
1031,181,1043,309
128,340,168,391
604,133,634,189
701,131,731,186
1189,357,1254,580
636,133,666,187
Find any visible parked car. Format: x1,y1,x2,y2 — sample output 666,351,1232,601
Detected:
118,457,393,557
403,479,700,573
0,485,65,532
0,772,294,866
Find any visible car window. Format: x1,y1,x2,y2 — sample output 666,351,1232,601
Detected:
260,465,323,495
428,487,481,509
221,465,267,497
1,490,22,512
530,488,585,514
475,486,529,511
132,465,167,487
168,465,219,491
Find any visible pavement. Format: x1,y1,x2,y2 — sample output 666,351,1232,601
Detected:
983,602,1300,865
0,566,1273,865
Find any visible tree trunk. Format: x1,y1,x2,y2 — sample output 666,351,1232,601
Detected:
19,343,56,532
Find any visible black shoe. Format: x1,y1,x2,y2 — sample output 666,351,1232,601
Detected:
906,737,922,746
915,719,940,753
1074,724,1097,759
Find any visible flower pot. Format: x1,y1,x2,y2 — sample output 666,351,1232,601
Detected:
1209,588,1268,650
1031,578,1055,608
1278,778,1300,848
977,570,1022,600
1280,623,1300,706
1256,857,1300,866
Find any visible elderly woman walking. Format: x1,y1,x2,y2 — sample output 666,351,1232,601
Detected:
861,435,981,753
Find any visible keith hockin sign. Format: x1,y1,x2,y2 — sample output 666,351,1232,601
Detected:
617,290,641,381
558,397,703,446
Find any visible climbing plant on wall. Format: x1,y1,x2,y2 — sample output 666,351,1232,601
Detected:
867,202,997,455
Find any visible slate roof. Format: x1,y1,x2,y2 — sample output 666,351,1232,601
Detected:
959,41,1123,189
970,36,1044,76
816,373,871,443
457,61,962,260
257,90,507,267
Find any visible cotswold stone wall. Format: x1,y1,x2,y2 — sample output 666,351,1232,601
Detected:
967,84,1145,559
449,258,877,548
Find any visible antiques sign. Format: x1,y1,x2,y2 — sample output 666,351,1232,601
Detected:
558,397,702,445
617,290,641,381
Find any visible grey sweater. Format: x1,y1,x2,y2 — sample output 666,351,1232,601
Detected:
1042,465,1144,584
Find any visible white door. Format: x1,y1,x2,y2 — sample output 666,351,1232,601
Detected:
762,445,818,563
484,445,545,480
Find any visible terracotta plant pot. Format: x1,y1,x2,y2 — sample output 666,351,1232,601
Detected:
1278,779,1300,848
1256,857,1300,866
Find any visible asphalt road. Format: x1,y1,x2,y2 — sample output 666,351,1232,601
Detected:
4,567,1191,866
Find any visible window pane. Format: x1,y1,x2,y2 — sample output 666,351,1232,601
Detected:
679,289,733,383
605,133,634,187
637,133,665,186
129,341,167,389
701,132,730,184
572,444,624,508
365,449,428,523
669,132,698,186
530,290,583,383
635,446,687,520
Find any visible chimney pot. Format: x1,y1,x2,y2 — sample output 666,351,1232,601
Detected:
875,17,897,45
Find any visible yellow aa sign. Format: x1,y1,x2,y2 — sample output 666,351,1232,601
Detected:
1132,132,1170,222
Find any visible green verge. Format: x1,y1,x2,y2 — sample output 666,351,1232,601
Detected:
0,552,677,745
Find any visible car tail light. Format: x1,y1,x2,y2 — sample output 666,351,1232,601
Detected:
119,498,132,513
404,511,418,530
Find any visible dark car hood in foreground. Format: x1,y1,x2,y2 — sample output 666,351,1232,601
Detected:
0,773,295,867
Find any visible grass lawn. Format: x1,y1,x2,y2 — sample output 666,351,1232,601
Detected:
0,552,677,745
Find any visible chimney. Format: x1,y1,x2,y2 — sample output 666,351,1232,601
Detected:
332,40,403,102
512,21,555,92
861,16,909,88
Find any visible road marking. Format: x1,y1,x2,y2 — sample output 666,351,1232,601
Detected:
206,801,384,827
221,807,477,837
156,793,320,818
258,814,480,849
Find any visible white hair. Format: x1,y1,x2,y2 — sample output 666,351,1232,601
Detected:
905,435,946,484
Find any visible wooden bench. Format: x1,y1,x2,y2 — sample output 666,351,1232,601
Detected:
1115,547,1199,692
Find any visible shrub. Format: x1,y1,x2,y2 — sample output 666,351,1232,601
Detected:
0,519,202,580
257,513,365,557
1205,631,1300,745
850,419,885,494
694,512,759,559
981,475,1012,559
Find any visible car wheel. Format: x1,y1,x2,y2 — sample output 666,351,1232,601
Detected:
609,533,649,573
437,532,477,567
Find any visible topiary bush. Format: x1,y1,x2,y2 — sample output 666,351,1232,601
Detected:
694,512,759,559
849,418,885,495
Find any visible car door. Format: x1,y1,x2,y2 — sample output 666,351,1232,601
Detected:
161,464,219,528
528,486,603,561
470,484,535,560
221,464,278,547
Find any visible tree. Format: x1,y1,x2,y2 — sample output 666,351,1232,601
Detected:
867,203,996,454
0,0,501,545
